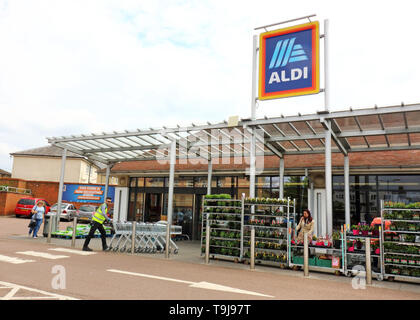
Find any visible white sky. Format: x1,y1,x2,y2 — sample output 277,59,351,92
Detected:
1,0,420,171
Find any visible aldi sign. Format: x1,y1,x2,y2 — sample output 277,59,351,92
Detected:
259,21,319,100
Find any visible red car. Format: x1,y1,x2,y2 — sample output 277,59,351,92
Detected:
15,197,51,218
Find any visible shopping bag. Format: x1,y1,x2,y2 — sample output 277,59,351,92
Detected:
28,220,36,229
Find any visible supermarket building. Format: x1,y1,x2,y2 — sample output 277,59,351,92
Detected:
47,103,420,240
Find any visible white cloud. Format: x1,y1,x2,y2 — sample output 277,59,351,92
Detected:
1,0,420,171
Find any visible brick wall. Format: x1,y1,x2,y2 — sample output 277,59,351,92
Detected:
0,178,116,216
0,192,28,216
110,149,420,173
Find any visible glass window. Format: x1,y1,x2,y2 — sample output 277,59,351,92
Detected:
137,178,144,187
174,177,194,187
256,176,270,188
135,193,144,221
130,178,137,187
238,176,250,187
173,194,194,238
378,175,420,191
145,177,165,187
194,177,209,188
217,177,234,188
256,188,271,198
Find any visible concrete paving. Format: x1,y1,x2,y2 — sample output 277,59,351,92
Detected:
1,216,420,300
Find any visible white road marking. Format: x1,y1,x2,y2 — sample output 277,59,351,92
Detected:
107,269,274,298
0,280,77,300
0,254,35,264
16,251,69,260
107,269,194,284
48,248,97,256
189,281,274,297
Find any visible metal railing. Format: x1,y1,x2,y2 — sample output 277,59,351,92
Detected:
0,185,31,195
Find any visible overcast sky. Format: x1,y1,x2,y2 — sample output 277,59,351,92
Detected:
1,0,420,171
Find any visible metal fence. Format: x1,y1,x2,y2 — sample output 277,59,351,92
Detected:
0,185,31,195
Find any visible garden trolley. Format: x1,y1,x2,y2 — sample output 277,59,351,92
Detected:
380,200,420,283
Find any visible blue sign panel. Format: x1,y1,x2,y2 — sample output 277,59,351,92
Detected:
62,184,115,203
259,21,319,100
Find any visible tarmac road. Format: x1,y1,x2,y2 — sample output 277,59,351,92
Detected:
1,216,420,300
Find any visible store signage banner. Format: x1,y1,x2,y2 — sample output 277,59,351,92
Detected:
259,21,320,100
62,184,115,203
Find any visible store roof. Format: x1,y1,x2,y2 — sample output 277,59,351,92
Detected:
47,103,420,165
0,168,11,176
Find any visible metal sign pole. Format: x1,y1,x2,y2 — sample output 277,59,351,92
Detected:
324,19,330,112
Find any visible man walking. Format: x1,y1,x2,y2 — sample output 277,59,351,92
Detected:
83,197,113,251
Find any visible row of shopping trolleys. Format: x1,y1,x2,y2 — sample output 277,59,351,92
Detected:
106,221,182,254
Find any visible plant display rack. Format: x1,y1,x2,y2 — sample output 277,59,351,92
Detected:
201,194,242,262
381,201,420,282
289,226,345,273
344,226,383,280
242,196,295,267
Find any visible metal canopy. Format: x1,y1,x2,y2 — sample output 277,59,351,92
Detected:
47,103,420,165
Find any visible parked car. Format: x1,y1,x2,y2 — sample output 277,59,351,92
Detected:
50,203,78,222
15,197,51,218
77,205,98,223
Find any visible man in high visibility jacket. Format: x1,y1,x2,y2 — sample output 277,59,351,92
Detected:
82,197,113,251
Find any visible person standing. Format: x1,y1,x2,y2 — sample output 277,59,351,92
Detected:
296,209,314,244
30,200,45,238
83,197,113,251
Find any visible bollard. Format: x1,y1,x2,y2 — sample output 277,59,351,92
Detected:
205,224,210,264
165,223,171,259
131,221,136,254
250,227,255,270
47,213,53,243
71,216,77,248
365,237,372,285
304,232,309,277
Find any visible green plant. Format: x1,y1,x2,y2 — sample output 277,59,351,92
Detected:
332,231,341,241
351,225,359,231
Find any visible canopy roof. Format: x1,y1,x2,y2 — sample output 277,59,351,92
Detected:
47,103,420,165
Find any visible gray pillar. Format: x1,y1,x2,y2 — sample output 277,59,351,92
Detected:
325,125,333,236
207,159,212,195
104,164,111,202
344,155,350,228
279,158,284,199
165,140,176,259
55,148,67,230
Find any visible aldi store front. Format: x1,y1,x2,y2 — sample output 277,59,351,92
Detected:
126,175,308,240
47,103,420,242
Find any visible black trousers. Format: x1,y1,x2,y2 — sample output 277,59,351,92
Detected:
83,221,107,249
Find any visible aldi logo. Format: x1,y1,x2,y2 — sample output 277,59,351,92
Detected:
259,21,319,100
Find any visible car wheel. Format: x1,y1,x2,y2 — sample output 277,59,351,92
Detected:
15,214,19,218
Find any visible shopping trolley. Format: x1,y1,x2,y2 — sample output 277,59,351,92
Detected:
106,221,182,254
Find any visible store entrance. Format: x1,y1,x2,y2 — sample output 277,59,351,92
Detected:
192,194,203,241
144,193,162,222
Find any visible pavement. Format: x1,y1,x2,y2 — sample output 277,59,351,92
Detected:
1,216,420,300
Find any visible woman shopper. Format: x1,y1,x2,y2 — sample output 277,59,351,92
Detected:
29,200,45,238
296,209,314,244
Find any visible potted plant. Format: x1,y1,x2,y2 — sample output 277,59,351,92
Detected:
351,225,360,235
360,224,369,236
408,224,416,231
390,223,397,231
332,231,341,249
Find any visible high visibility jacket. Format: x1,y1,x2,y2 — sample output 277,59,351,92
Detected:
92,203,108,224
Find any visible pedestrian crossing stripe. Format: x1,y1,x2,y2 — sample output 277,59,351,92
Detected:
48,248,96,256
0,254,35,264
16,251,69,260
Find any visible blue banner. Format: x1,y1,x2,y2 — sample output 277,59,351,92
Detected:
62,184,115,203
